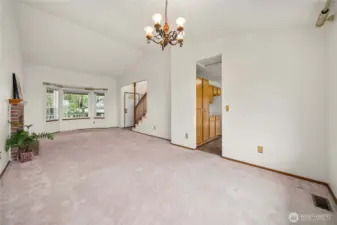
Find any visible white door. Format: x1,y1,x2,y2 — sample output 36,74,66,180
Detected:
124,93,140,127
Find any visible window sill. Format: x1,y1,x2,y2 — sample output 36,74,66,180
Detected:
46,119,59,122
94,117,105,119
62,117,90,121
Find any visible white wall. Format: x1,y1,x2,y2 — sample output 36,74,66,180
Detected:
171,28,328,182
327,22,337,194
136,81,148,96
117,48,171,139
0,0,23,173
23,65,117,133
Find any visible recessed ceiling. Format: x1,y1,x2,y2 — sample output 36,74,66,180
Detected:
18,0,330,76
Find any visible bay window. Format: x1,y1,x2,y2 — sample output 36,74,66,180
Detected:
95,92,105,118
46,88,59,121
63,91,89,119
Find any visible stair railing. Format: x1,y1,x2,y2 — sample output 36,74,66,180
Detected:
135,93,147,125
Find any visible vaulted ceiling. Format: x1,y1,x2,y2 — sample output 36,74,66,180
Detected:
18,0,332,77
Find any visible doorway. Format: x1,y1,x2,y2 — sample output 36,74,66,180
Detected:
124,92,140,128
195,54,222,156
120,81,148,129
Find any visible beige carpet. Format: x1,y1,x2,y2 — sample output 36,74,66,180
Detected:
0,128,336,225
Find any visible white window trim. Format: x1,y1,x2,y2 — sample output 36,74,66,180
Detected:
94,92,105,119
45,86,60,122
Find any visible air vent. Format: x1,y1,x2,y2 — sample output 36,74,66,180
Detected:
312,194,333,212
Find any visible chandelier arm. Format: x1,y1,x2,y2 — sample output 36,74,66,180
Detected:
170,31,177,39
148,38,162,44
169,40,178,45
153,35,162,41
170,33,178,41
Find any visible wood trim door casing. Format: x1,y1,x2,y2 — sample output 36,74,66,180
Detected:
133,82,136,128
202,79,210,142
196,77,203,145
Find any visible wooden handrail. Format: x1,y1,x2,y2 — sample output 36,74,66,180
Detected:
135,92,147,125
136,93,147,108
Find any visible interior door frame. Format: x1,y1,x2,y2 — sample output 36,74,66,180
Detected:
124,92,140,128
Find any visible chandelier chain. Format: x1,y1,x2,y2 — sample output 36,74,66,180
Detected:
165,0,168,22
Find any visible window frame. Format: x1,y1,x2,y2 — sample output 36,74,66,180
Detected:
94,92,105,119
62,90,90,120
45,86,60,122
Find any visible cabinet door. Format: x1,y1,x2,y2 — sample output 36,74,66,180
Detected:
196,109,203,145
210,116,216,138
213,86,217,95
202,80,210,141
216,117,221,136
203,111,209,141
209,85,214,103
217,88,221,96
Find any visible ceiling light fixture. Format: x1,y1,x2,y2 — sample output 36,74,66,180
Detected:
144,0,186,50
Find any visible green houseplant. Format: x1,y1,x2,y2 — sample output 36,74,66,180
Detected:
5,128,54,163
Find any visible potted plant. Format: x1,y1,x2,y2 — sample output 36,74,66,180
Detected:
5,129,54,163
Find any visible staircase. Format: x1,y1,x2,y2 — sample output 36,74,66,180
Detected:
135,92,147,125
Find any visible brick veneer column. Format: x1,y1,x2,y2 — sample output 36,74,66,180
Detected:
10,104,24,160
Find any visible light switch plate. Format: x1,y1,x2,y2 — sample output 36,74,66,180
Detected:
257,146,263,154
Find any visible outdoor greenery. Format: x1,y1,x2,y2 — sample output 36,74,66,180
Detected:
63,92,89,118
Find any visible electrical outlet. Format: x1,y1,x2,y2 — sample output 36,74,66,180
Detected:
257,146,263,154
225,105,230,112
153,126,156,130
185,133,188,139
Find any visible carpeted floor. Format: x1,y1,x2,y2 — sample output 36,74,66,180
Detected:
0,129,336,225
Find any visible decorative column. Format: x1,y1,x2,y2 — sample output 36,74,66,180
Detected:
9,102,24,160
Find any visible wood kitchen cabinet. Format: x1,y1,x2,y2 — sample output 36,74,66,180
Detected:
215,116,221,136
209,116,216,138
196,76,222,147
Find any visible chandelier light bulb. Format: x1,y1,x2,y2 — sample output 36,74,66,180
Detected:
152,14,162,25
144,26,154,39
176,17,186,28
144,26,154,33
177,33,184,43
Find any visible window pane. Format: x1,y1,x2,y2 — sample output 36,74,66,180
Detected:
46,88,59,121
63,92,89,119
95,93,105,117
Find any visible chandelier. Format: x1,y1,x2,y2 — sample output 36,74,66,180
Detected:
144,0,186,50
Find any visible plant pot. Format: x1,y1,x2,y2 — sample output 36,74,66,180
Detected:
19,152,33,163
30,140,40,156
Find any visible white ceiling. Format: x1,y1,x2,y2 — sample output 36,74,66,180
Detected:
18,0,333,77
197,55,221,82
